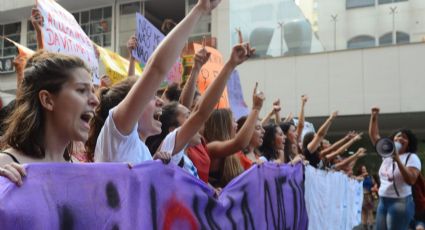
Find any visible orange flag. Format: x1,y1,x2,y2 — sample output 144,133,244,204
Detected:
2,36,35,58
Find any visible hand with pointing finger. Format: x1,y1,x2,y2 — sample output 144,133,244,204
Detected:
252,82,265,111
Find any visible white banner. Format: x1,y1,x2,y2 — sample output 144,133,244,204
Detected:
304,166,363,230
37,0,100,85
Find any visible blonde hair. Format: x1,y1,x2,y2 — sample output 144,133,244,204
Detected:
204,108,233,143
221,154,244,185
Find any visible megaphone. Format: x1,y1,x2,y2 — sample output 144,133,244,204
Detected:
375,137,395,158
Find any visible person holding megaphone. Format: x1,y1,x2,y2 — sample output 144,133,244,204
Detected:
369,107,421,230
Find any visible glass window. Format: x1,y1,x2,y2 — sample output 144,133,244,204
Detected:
90,8,103,21
396,32,410,44
379,33,392,46
104,7,112,18
347,35,375,49
27,21,37,51
72,12,80,23
1,22,21,57
378,0,408,5
229,0,418,58
120,2,140,15
81,11,89,24
73,7,112,47
346,0,375,9
379,31,410,45
4,23,21,35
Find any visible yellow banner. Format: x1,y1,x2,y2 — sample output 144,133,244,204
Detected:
95,45,142,85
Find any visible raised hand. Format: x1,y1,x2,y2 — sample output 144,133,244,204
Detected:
252,82,265,111
284,112,294,122
228,43,255,67
100,75,112,88
356,147,367,158
371,107,380,116
353,132,363,141
330,111,338,120
301,94,308,105
31,7,43,32
193,48,210,70
196,0,222,13
127,35,137,58
272,99,281,113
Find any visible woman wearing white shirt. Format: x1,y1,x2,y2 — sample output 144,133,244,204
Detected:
369,107,421,230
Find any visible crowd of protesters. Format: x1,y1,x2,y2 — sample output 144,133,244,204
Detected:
0,0,423,229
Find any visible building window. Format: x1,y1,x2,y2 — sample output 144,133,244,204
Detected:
347,35,375,49
346,0,375,9
396,32,410,44
120,2,141,15
118,2,142,57
379,31,410,45
378,0,408,4
73,6,112,47
1,22,21,57
27,21,37,51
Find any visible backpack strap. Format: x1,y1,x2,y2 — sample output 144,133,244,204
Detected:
393,153,413,197
405,153,412,165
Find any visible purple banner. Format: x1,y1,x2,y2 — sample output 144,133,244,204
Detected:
0,161,307,229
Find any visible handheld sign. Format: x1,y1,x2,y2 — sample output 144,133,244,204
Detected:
37,0,99,84
227,70,249,120
132,12,165,65
133,13,183,85
193,43,229,108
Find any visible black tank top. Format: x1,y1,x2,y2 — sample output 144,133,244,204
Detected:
0,151,20,164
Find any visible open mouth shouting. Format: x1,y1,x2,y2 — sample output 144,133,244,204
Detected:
80,111,94,129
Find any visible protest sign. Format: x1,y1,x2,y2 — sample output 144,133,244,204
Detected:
193,43,229,108
304,166,362,230
166,58,184,85
133,13,183,85
96,45,142,85
0,162,308,229
227,70,249,120
132,12,164,65
37,0,100,85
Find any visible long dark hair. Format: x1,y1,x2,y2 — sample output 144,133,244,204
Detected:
259,124,280,161
85,77,136,161
390,128,418,153
0,51,89,159
280,121,295,163
146,102,181,154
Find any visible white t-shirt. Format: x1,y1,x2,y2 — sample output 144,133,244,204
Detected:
160,128,199,178
378,153,421,198
94,109,153,164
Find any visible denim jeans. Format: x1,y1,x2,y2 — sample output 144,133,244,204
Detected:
375,195,414,230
